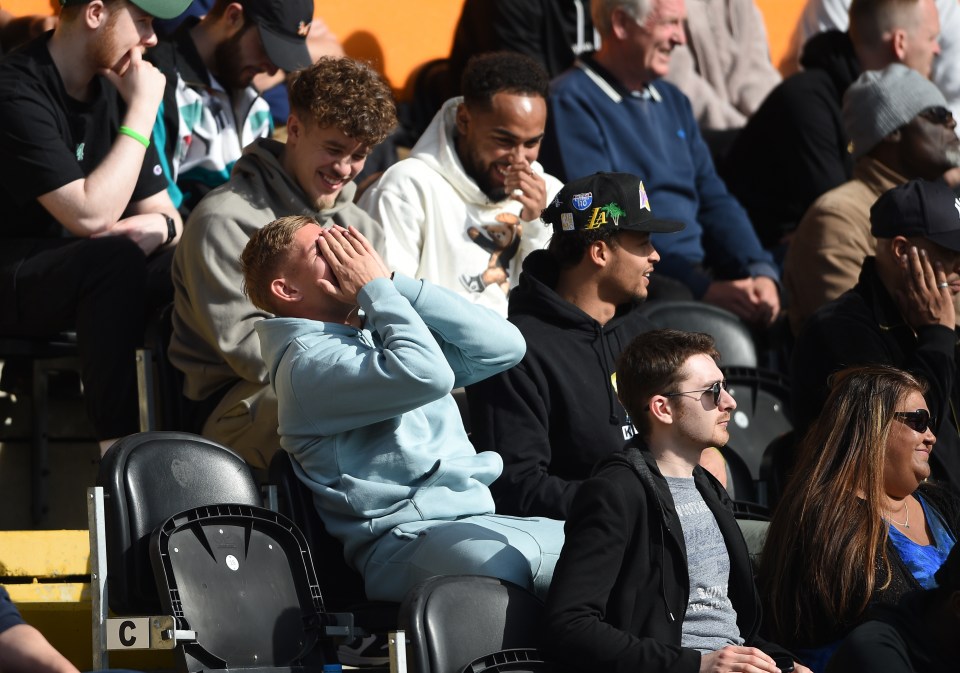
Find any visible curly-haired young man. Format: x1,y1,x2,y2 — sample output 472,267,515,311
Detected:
169,56,397,468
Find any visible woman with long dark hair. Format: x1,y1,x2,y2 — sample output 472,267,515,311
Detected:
759,364,960,671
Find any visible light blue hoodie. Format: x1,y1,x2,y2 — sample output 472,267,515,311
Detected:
256,274,526,570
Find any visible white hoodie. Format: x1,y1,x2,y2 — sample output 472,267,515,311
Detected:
358,97,563,316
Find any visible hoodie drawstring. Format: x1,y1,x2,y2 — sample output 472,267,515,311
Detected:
593,323,620,425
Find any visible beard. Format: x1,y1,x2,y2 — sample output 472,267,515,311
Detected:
946,146,960,169
90,14,125,73
211,26,255,91
457,140,507,202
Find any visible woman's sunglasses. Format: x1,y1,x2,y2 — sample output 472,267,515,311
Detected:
893,408,935,433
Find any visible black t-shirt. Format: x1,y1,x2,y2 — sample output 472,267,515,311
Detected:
0,33,166,239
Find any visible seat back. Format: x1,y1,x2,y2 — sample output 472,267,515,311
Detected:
760,430,798,513
150,503,328,672
140,303,190,431
637,301,758,368
0,331,82,524
268,450,368,612
399,575,553,673
97,431,262,614
723,366,793,482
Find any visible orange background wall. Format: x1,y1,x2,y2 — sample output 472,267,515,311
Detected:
4,0,808,90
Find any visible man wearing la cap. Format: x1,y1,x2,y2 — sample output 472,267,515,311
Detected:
792,178,960,489
0,0,189,453
146,0,314,214
784,63,960,335
469,172,725,519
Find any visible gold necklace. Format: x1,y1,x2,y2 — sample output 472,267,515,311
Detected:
885,500,910,528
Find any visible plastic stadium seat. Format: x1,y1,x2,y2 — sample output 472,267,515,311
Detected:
637,300,758,368
398,575,555,673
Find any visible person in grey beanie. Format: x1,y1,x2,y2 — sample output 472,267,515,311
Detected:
783,63,960,335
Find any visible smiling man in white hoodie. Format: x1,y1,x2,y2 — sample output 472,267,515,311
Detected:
358,51,563,317
169,56,396,468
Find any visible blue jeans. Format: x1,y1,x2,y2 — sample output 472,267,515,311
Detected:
361,514,565,602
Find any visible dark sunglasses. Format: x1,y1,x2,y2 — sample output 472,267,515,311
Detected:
919,106,954,125
664,380,729,407
893,408,935,433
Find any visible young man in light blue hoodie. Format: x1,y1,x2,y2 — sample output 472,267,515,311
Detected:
241,215,565,606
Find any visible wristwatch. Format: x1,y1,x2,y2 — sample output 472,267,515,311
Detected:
162,213,176,246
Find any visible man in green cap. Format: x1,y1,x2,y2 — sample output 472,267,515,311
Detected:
0,0,192,454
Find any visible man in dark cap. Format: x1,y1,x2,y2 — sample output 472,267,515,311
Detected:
469,171,737,520
0,0,190,453
146,0,314,213
783,63,960,335
792,178,960,488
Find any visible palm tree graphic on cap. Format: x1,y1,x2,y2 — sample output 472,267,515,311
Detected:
601,202,625,226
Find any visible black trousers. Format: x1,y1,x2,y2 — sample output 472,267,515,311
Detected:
1,237,173,439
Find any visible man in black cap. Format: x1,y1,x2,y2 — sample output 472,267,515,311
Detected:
792,178,960,488
0,0,190,453
147,0,314,214
469,171,739,519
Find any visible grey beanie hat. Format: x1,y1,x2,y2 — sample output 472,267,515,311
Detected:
842,63,948,160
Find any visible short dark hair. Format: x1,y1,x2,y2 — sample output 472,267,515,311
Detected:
849,0,923,50
240,215,316,314
616,329,720,438
461,51,550,111
288,57,398,147
547,227,623,268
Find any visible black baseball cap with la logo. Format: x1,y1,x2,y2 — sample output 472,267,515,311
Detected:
240,0,314,73
541,172,684,236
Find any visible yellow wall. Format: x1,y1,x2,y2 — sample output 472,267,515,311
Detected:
6,0,810,86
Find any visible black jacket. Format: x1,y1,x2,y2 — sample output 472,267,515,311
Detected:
448,0,595,92
544,443,792,673
791,258,960,490
466,250,654,518
720,30,860,248
826,588,956,673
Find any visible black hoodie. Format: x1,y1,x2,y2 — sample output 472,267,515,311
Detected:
466,250,654,519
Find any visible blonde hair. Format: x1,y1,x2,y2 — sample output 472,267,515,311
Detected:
240,215,316,313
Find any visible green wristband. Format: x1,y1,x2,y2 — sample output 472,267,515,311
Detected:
118,125,149,148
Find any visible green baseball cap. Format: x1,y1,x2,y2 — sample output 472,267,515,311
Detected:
60,0,193,21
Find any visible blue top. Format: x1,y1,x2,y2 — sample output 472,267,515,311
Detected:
888,494,957,589
256,275,525,570
544,56,778,297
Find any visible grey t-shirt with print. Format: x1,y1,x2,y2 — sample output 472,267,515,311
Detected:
665,475,744,653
